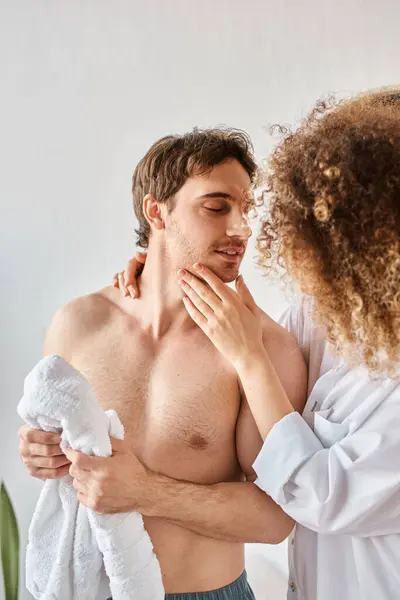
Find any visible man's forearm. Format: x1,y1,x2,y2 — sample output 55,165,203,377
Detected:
141,475,294,544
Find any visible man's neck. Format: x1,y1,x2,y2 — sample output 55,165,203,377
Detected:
133,249,195,340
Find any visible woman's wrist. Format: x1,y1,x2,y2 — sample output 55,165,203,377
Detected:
234,346,271,378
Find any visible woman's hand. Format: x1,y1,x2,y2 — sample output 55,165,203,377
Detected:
178,263,265,370
112,252,147,298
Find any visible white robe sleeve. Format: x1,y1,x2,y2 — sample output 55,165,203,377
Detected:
253,401,400,536
254,295,400,537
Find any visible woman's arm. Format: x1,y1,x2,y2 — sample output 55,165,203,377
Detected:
252,393,400,536
178,264,400,537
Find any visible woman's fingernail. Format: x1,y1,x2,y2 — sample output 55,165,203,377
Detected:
193,263,202,271
178,269,186,277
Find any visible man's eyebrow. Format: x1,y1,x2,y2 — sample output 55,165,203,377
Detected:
196,192,233,200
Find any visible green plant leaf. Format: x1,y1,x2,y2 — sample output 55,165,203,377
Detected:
0,482,19,600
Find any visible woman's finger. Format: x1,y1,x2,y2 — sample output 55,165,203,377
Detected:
118,272,128,296
182,297,209,331
125,253,146,298
127,285,137,299
192,264,232,302
126,253,146,281
235,275,258,313
179,280,214,319
178,270,222,312
125,266,139,298
136,252,147,265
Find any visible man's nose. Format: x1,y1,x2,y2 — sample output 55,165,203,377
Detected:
226,213,252,240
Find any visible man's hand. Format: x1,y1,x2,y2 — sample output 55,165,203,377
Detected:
18,425,71,479
66,437,151,513
112,252,147,299
67,436,294,543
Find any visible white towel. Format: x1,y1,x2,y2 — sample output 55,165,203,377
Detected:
17,355,164,600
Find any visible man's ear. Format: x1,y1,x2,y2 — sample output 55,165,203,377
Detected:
143,194,165,231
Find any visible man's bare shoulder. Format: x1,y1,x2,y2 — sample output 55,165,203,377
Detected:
50,286,118,330
259,308,299,354
259,309,308,413
43,286,122,359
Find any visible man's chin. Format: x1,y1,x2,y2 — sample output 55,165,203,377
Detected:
218,270,239,284
201,259,241,284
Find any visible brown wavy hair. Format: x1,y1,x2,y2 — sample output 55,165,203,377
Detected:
258,89,400,376
132,128,257,248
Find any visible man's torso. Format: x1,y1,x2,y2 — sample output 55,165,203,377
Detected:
64,287,246,593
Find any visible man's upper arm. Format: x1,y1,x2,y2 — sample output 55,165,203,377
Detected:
264,328,308,414
236,322,308,478
236,392,263,481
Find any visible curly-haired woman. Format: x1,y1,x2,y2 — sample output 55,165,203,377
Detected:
113,87,400,600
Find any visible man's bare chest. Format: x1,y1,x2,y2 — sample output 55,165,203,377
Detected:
72,329,242,482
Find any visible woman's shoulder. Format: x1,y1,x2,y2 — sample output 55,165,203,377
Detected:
277,295,336,375
277,295,320,343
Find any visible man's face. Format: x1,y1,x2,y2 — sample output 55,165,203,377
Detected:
162,159,253,283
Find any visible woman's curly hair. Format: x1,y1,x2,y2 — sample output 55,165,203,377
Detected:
257,89,400,376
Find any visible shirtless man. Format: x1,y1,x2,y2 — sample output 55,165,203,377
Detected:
19,129,306,598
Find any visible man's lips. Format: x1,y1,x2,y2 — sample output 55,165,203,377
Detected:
215,247,245,262
216,246,245,255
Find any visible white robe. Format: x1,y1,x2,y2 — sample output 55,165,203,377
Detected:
254,295,400,600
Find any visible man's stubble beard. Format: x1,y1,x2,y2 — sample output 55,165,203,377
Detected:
166,224,240,284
